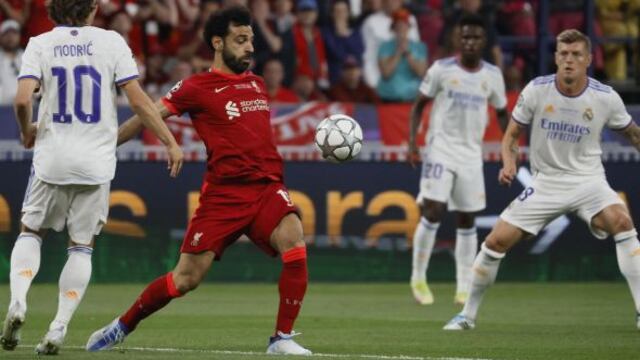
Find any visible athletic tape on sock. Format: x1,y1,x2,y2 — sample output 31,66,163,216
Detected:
166,272,183,298
614,229,638,243
481,242,506,259
282,247,307,263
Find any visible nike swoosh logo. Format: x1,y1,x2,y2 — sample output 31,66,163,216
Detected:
214,86,229,93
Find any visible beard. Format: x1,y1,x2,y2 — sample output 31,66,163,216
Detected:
222,47,251,74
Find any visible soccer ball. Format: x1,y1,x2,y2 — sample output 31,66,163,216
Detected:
314,114,363,163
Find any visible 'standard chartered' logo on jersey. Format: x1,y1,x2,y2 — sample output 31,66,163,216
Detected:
191,232,203,247
226,101,240,120
583,107,593,121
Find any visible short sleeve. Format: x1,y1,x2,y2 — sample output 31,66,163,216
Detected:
511,81,536,126
18,38,42,81
418,62,440,98
161,78,200,116
489,71,507,109
113,33,139,85
606,90,632,130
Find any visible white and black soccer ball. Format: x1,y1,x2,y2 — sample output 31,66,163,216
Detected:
314,114,363,163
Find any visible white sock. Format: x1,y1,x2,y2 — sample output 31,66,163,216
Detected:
614,230,640,314
411,218,440,282
51,246,93,329
9,233,42,311
461,242,505,321
455,227,478,294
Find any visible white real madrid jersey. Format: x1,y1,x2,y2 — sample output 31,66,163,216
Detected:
419,57,507,167
19,26,139,185
511,74,632,177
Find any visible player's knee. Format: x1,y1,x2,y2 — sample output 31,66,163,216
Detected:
276,233,305,253
457,213,476,229
173,272,203,293
484,233,510,253
422,202,444,223
611,212,634,234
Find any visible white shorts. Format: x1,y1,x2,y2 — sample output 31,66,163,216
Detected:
416,153,486,212
22,175,110,245
500,174,624,239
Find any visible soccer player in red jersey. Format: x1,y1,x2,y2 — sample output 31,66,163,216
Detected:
85,6,311,356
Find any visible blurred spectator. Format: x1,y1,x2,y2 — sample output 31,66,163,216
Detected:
357,0,382,24
438,0,503,68
328,56,380,103
0,0,24,25
0,19,22,105
361,0,420,88
263,58,300,103
274,0,296,33
144,48,169,99
22,0,54,43
109,11,141,56
416,0,444,60
292,74,327,101
160,60,194,95
224,0,248,6
376,8,427,102
252,0,296,86
293,0,330,89
322,0,365,85
177,0,221,72
596,0,640,81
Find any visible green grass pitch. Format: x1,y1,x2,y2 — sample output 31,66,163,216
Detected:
0,283,638,359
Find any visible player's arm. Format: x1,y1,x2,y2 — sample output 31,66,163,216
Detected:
13,78,39,149
117,100,173,146
619,122,640,152
120,80,184,177
499,119,524,186
496,108,510,133
408,93,430,168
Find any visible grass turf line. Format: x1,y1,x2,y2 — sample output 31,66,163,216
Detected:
0,283,637,360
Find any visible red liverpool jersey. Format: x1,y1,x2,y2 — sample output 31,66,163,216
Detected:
162,69,283,184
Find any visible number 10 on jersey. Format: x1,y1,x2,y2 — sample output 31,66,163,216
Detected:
51,65,102,124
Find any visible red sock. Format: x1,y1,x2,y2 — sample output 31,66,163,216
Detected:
120,272,183,332
276,247,308,335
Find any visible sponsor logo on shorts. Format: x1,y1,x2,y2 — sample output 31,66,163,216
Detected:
191,232,204,247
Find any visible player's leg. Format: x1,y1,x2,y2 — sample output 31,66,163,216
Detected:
246,184,310,355
412,157,453,304
1,225,46,351
2,175,56,351
591,204,640,327
444,220,527,330
454,212,477,305
86,251,215,352
37,183,109,354
449,164,485,305
266,213,311,355
411,200,445,305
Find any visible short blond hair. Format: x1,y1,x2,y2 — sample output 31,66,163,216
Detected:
556,29,592,53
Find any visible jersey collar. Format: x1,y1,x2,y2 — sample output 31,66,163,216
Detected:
209,67,251,80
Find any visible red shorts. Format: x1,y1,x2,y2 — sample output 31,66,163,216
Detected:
181,181,298,259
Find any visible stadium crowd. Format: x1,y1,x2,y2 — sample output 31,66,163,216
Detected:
0,0,638,105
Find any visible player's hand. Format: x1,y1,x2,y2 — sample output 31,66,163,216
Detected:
499,162,517,186
166,143,184,178
20,124,37,149
408,141,420,169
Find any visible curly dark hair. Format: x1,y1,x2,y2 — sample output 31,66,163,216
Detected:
47,0,98,26
202,5,252,51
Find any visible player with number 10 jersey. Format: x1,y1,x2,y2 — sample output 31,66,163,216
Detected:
2,0,182,355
